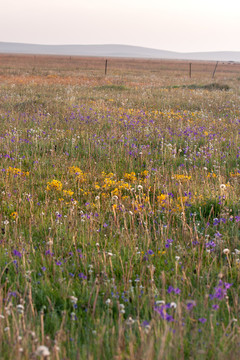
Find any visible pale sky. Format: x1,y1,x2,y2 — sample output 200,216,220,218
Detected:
1,0,239,52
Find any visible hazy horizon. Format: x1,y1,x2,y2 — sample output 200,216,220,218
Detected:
1,0,239,53
1,42,240,62
1,41,239,54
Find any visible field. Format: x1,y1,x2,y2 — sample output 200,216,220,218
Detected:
0,54,240,359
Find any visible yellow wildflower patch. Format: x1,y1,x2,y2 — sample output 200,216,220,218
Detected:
7,167,29,177
47,179,63,191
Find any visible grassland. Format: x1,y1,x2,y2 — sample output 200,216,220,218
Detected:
0,54,240,359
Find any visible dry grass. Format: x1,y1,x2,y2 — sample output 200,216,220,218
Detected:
0,54,240,360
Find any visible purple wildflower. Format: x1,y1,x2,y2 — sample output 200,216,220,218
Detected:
13,250,22,258
198,318,207,324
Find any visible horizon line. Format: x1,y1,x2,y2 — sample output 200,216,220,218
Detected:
0,41,239,54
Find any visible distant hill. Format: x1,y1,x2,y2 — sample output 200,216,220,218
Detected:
0,42,240,62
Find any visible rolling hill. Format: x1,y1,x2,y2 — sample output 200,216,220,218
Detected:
0,42,239,62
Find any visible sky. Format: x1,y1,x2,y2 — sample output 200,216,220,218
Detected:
1,0,240,52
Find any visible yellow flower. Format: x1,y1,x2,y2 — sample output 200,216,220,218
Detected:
230,172,240,177
173,174,191,182
7,167,29,177
10,211,18,219
157,194,167,205
47,179,63,191
124,172,137,182
69,166,87,182
63,189,74,197
207,172,217,178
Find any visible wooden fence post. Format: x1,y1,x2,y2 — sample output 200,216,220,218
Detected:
189,63,192,78
105,59,108,75
212,61,218,79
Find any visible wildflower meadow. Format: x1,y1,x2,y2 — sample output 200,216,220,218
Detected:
0,55,240,359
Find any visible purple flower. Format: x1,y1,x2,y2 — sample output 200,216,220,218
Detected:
154,304,175,322
141,320,150,328
186,301,196,311
210,281,232,301
198,317,207,324
13,250,22,258
167,286,174,294
205,241,216,251
165,314,174,322
78,273,87,280
45,250,54,256
214,287,226,300
174,288,181,295
224,282,232,289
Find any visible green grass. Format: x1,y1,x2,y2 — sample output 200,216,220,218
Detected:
0,60,240,360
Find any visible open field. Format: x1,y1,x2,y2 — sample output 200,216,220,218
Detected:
0,54,240,359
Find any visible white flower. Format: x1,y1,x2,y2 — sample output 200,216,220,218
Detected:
70,312,76,321
126,317,135,325
220,184,226,190
156,300,165,305
69,296,78,305
35,345,50,357
137,185,143,191
175,256,180,261
105,299,111,306
170,302,177,309
144,324,151,334
223,248,230,255
16,304,24,314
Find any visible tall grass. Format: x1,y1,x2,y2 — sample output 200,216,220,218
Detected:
0,56,239,359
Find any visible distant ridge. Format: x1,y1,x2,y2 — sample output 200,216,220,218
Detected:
0,42,240,62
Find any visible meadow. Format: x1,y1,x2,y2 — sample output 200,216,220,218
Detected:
0,54,240,359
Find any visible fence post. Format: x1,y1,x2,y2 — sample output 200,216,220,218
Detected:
105,59,108,75
189,63,192,78
212,61,218,79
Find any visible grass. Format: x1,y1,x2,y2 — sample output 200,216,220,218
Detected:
0,54,240,359
168,83,230,91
